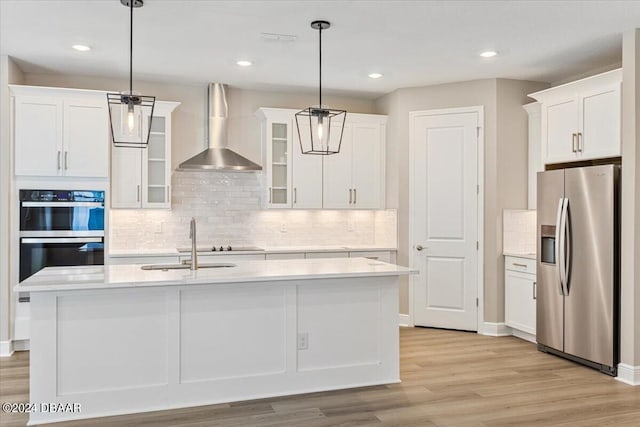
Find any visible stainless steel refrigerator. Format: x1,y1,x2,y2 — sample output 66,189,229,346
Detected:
537,164,620,376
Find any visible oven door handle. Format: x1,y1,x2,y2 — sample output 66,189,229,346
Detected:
21,237,103,244
21,201,104,207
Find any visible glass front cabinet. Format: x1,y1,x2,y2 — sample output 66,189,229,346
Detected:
111,101,180,209
256,108,293,208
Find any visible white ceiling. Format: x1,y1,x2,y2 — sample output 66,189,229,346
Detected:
1,0,638,98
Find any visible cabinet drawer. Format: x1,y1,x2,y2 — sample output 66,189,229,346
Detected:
266,253,305,260
504,256,536,274
348,251,392,263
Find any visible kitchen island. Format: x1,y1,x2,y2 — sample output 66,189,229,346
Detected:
16,258,416,425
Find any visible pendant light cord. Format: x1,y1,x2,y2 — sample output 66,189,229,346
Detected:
129,0,133,94
318,25,322,107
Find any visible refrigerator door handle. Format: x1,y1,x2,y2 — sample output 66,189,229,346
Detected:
563,199,572,295
555,198,565,295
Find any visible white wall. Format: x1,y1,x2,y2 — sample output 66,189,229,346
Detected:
0,56,24,354
375,78,548,322
621,29,640,373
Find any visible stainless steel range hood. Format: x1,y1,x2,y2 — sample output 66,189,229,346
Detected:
177,83,262,172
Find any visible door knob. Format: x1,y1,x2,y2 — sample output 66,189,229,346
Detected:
416,245,425,251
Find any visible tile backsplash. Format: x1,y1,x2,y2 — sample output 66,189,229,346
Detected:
503,209,536,254
109,171,397,250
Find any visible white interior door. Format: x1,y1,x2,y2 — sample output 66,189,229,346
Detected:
411,110,479,331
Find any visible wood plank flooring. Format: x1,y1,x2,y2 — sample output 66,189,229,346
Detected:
1,327,639,426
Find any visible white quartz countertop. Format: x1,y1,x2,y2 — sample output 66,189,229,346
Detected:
109,245,397,257
503,252,536,260
15,258,417,293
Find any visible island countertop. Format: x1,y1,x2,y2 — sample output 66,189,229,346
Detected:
15,257,417,293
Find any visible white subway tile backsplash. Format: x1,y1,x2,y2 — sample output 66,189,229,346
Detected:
503,209,536,255
110,171,397,250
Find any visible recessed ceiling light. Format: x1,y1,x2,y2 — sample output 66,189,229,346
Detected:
236,60,252,67
72,44,91,52
368,73,383,79
480,50,497,58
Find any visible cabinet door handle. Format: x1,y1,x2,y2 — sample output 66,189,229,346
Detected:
268,187,272,204
293,188,297,204
512,262,528,268
533,281,537,300
354,188,357,205
64,151,69,170
57,151,61,170
137,185,140,202
167,185,170,203
571,133,577,153
349,189,352,204
577,132,583,152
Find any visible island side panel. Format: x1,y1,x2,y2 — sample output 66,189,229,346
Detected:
28,276,399,425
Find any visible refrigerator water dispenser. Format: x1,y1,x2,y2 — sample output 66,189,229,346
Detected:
540,225,556,264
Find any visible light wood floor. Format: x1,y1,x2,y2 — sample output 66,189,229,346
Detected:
1,327,639,426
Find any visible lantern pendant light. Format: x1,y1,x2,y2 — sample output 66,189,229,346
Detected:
295,20,346,155
107,0,155,148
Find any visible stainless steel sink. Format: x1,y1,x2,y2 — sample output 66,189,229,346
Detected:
141,263,236,271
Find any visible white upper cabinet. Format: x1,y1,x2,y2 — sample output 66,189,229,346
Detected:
111,101,179,209
529,69,621,165
63,98,110,177
322,124,353,208
257,108,386,210
292,121,323,208
13,86,109,178
14,96,62,177
324,115,386,209
257,108,293,208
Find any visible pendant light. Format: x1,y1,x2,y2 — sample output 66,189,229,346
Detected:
107,0,155,148
295,21,346,155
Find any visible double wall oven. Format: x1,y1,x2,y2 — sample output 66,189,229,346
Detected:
19,190,105,292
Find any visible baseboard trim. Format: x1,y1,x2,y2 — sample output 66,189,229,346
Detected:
511,328,536,344
12,339,29,352
616,363,640,386
398,314,411,327
479,322,511,337
0,340,13,357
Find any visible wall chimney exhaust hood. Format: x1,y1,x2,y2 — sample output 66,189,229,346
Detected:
177,83,262,172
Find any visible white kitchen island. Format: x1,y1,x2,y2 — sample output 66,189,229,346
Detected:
15,258,416,425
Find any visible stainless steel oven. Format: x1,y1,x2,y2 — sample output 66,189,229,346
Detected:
19,190,105,285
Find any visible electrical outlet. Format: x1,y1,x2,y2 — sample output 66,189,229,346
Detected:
297,332,309,350
154,222,163,234
280,222,287,233
347,221,354,232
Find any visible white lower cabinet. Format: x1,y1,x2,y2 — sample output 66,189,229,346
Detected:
349,251,392,263
108,255,179,265
504,255,536,341
304,252,349,259
265,253,305,260
178,254,266,264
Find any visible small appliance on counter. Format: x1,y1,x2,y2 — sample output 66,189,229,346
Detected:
537,164,620,376
18,190,105,301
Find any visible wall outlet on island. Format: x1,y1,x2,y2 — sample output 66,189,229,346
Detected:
280,222,287,233
297,332,309,350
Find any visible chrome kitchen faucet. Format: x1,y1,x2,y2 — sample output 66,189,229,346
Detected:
189,217,198,270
